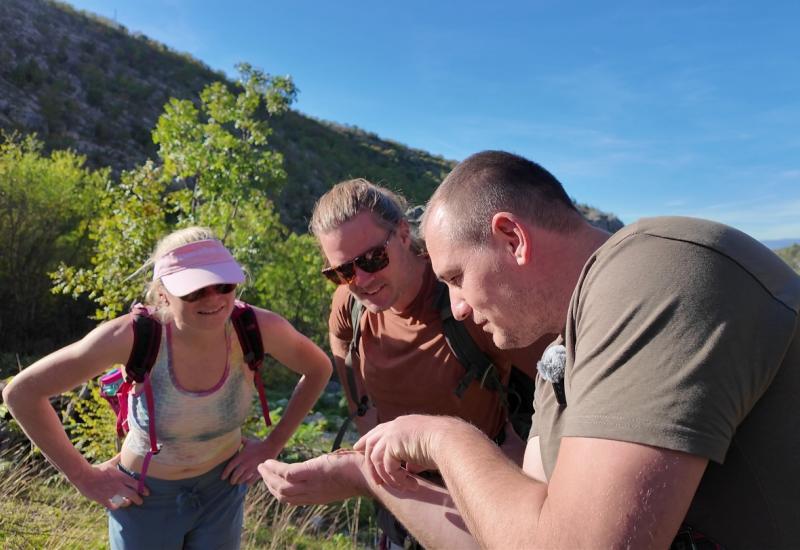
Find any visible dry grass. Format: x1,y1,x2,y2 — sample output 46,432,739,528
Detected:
0,445,106,549
0,443,373,549
242,483,373,549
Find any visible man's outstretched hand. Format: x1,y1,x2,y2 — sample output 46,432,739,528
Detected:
259,450,370,505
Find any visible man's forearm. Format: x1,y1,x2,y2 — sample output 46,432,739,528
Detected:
365,469,479,550
432,419,547,548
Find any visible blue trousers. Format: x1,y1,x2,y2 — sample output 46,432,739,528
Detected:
108,460,248,550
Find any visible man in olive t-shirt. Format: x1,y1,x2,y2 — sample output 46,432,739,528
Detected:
531,215,799,547
261,152,798,549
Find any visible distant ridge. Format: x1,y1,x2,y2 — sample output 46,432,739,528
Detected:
0,0,623,233
762,238,800,250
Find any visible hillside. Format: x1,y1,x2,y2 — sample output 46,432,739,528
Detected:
776,244,800,274
0,0,622,233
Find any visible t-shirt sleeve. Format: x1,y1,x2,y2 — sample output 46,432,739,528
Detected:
562,233,795,463
329,284,354,348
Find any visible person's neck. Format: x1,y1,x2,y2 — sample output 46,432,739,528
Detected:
170,318,228,349
389,253,430,314
537,222,611,332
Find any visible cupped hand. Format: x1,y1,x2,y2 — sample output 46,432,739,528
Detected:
73,454,148,509
259,451,370,505
222,437,280,485
353,414,453,490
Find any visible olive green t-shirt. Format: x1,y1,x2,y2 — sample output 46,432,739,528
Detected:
532,216,800,548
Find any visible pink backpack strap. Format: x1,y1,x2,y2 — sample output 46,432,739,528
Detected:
136,375,160,495
116,381,133,437
124,304,162,494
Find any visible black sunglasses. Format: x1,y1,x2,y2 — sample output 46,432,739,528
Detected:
179,283,237,303
322,230,394,285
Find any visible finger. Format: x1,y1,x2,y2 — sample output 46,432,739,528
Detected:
260,469,286,492
107,494,123,509
221,458,239,481
370,441,394,487
136,481,150,497
263,476,309,503
382,452,406,488
247,472,261,486
124,489,144,506
117,476,146,504
259,467,282,490
259,459,289,476
108,494,134,509
353,425,382,452
235,461,258,485
229,465,245,485
236,468,255,485
361,438,383,486
284,464,314,484
257,461,275,482
116,472,148,498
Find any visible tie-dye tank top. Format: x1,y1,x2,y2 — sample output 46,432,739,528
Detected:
122,322,253,466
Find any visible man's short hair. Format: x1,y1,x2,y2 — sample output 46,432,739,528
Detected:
427,150,581,244
310,178,424,254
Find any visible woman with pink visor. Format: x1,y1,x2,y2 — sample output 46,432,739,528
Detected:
4,226,332,548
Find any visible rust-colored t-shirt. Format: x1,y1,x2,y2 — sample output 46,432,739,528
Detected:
532,216,800,548
330,263,545,438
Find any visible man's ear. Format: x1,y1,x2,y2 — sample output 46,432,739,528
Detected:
491,212,531,266
395,219,412,248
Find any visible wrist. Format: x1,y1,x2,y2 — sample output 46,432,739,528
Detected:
65,460,95,489
255,436,282,460
335,450,371,497
428,416,480,466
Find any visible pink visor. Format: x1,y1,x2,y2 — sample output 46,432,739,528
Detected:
153,239,245,297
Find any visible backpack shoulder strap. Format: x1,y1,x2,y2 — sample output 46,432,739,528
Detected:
433,281,505,398
120,304,162,495
124,304,162,384
343,294,369,416
230,301,264,371
230,301,272,428
332,295,369,451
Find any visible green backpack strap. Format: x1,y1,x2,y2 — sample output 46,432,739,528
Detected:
433,281,507,401
344,294,370,416
332,294,370,451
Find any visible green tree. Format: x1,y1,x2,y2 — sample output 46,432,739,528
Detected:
53,66,330,345
0,132,104,357
51,160,169,320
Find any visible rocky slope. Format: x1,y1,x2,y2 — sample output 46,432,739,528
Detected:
0,0,623,232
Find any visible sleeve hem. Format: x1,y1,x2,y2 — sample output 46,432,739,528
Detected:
563,416,730,464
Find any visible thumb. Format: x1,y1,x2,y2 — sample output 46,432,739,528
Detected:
353,437,367,451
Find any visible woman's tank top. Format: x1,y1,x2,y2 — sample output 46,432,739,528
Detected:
122,322,253,467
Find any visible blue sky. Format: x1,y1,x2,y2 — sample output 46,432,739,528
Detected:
66,0,800,241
